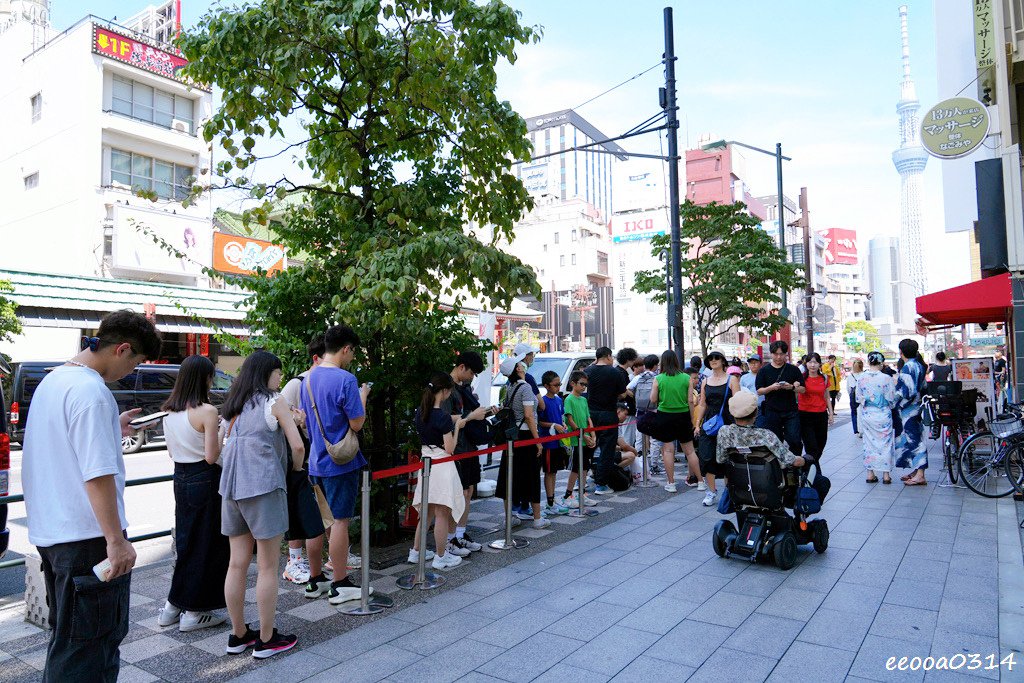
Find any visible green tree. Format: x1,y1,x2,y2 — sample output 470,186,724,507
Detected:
633,200,805,356
0,279,22,344
176,1,541,484
843,320,884,354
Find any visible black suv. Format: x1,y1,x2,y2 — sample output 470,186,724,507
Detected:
6,362,232,453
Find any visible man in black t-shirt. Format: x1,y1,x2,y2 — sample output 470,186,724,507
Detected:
586,347,628,493
754,340,805,456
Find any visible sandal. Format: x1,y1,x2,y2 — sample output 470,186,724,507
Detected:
903,478,927,486
882,475,892,484
866,475,879,483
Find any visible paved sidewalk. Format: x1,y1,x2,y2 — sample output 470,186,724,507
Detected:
2,419,1023,682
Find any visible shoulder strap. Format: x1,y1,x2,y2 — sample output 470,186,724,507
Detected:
718,381,731,418
304,369,332,445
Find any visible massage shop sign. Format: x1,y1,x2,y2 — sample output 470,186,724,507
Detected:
92,24,191,85
920,97,990,159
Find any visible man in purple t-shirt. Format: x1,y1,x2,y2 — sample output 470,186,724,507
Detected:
299,324,371,604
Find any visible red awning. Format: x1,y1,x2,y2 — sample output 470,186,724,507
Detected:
916,273,1011,327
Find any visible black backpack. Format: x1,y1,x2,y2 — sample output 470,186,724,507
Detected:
489,382,525,443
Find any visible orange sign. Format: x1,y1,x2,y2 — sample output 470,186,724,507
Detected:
212,232,286,275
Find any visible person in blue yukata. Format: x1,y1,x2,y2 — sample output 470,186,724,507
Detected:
894,338,929,486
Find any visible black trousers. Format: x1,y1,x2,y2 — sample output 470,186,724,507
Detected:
799,410,829,460
39,536,131,683
169,461,230,611
590,409,618,486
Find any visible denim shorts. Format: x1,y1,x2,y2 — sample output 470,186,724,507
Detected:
311,471,360,520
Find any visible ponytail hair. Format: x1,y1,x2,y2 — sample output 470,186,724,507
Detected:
418,371,454,423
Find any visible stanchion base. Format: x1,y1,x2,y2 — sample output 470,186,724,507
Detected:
396,572,446,590
567,508,598,517
636,480,659,488
370,594,395,608
340,602,384,616
488,538,529,550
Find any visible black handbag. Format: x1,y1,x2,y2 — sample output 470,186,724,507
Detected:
284,469,326,542
636,410,659,436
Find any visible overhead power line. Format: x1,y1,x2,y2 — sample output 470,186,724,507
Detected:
572,61,663,111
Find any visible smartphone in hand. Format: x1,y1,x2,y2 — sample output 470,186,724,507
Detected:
129,411,168,428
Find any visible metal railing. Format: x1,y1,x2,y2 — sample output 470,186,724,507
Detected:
0,474,173,570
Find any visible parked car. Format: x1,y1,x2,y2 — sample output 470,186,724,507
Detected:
0,357,10,560
491,352,595,405
6,362,233,453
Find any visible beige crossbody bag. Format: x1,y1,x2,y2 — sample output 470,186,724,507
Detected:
304,370,360,465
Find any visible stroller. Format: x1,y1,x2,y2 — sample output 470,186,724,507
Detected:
712,445,829,570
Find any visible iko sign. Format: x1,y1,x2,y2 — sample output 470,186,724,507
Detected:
819,228,858,265
212,232,286,275
92,24,195,86
610,210,668,243
920,97,990,159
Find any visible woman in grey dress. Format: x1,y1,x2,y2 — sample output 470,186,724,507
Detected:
219,351,306,659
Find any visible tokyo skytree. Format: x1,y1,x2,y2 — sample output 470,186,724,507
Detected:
892,5,928,307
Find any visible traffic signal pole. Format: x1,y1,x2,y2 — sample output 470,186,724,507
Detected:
664,6,684,365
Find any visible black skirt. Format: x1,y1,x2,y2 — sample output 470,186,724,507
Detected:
496,435,541,504
169,461,230,612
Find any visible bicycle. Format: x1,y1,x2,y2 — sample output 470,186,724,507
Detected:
924,392,977,486
956,407,1024,498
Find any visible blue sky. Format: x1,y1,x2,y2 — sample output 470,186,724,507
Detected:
57,0,968,288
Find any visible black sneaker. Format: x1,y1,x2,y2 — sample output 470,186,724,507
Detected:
226,624,259,655
304,573,331,599
327,576,373,605
252,629,298,659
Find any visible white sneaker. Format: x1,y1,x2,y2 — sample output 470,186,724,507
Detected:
179,610,227,633
561,495,580,509
446,540,471,557
533,518,552,529
506,516,522,527
407,548,435,563
347,553,362,570
157,601,181,627
432,552,463,570
582,495,597,507
697,480,708,491
282,558,310,584
664,482,677,493
702,490,718,507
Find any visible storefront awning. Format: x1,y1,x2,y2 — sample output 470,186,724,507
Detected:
916,273,1011,327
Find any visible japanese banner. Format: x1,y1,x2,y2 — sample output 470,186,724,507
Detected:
92,25,190,84
920,97,990,159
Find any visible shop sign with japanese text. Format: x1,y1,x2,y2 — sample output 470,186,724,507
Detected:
92,24,193,86
920,97,990,159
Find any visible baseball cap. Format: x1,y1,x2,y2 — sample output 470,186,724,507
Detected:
499,357,522,376
513,342,540,357
728,392,759,419
747,355,762,362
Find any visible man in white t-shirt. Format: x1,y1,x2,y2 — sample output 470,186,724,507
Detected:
23,310,161,682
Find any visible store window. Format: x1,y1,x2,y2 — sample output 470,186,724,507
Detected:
111,75,195,133
23,172,39,190
110,149,192,200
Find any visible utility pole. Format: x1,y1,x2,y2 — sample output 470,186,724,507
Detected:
799,187,814,355
663,6,684,365
776,143,788,347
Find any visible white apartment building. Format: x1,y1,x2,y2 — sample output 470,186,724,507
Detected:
0,2,247,363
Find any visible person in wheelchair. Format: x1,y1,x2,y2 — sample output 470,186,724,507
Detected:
711,392,829,569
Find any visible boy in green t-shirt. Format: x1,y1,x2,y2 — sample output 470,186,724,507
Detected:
562,371,597,509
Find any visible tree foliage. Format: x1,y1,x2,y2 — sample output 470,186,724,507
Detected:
843,319,884,354
177,0,542,465
0,279,22,344
633,200,805,356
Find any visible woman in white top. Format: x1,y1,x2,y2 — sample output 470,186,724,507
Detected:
157,356,230,633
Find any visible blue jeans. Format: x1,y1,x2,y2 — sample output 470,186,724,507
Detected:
39,536,131,683
850,394,859,434
756,408,802,457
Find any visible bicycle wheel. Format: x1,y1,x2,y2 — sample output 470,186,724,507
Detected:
958,432,1019,498
943,427,959,484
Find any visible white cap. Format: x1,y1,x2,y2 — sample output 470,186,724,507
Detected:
499,357,522,376
513,342,540,357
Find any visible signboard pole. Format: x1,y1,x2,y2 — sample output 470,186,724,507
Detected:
663,7,685,365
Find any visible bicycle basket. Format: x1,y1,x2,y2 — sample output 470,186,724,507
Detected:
989,414,1024,439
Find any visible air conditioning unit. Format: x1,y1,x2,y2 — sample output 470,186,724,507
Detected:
171,119,189,133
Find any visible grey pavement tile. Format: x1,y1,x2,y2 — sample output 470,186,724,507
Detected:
849,634,926,682
767,640,856,683
512,527,554,539
462,584,550,620
581,558,650,588
517,561,593,592
877,515,923,532
723,567,788,598
450,673,508,683
820,580,888,616
116,663,160,683
951,537,997,558
936,597,998,638
119,633,184,664
869,604,939,645
825,530,869,550
586,522,641,540
895,557,950,585
596,577,670,608
386,638,506,683
687,591,763,629
649,527,706,548
532,662,611,683
906,540,954,562
671,539,720,564
536,580,609,614
391,589,480,625
390,611,494,656
306,643,422,683
557,535,612,555
856,539,909,566
643,619,734,669
797,606,874,652
616,595,697,635
609,654,690,682
723,613,804,659
884,578,946,612
914,525,957,543
634,557,704,584
941,572,999,605
306,616,418,660
475,632,585,682
945,553,998,580
755,586,827,621
228,651,339,683
780,564,846,594
549,514,587,526
512,549,574,572
929,627,1001,681
799,546,859,569
286,598,338,622
601,531,663,552
618,541,679,566
842,559,900,588
468,604,563,648
571,546,629,569
545,600,633,641
562,625,662,676
685,646,777,683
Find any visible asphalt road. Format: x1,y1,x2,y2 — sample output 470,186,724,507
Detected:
0,443,176,598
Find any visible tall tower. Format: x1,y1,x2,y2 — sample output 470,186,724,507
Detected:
892,5,928,314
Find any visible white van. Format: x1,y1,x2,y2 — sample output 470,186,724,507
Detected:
491,352,596,405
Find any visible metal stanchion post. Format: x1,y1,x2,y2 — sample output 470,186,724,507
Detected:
342,470,388,614
397,458,445,590
489,440,529,550
569,430,598,517
638,433,658,488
